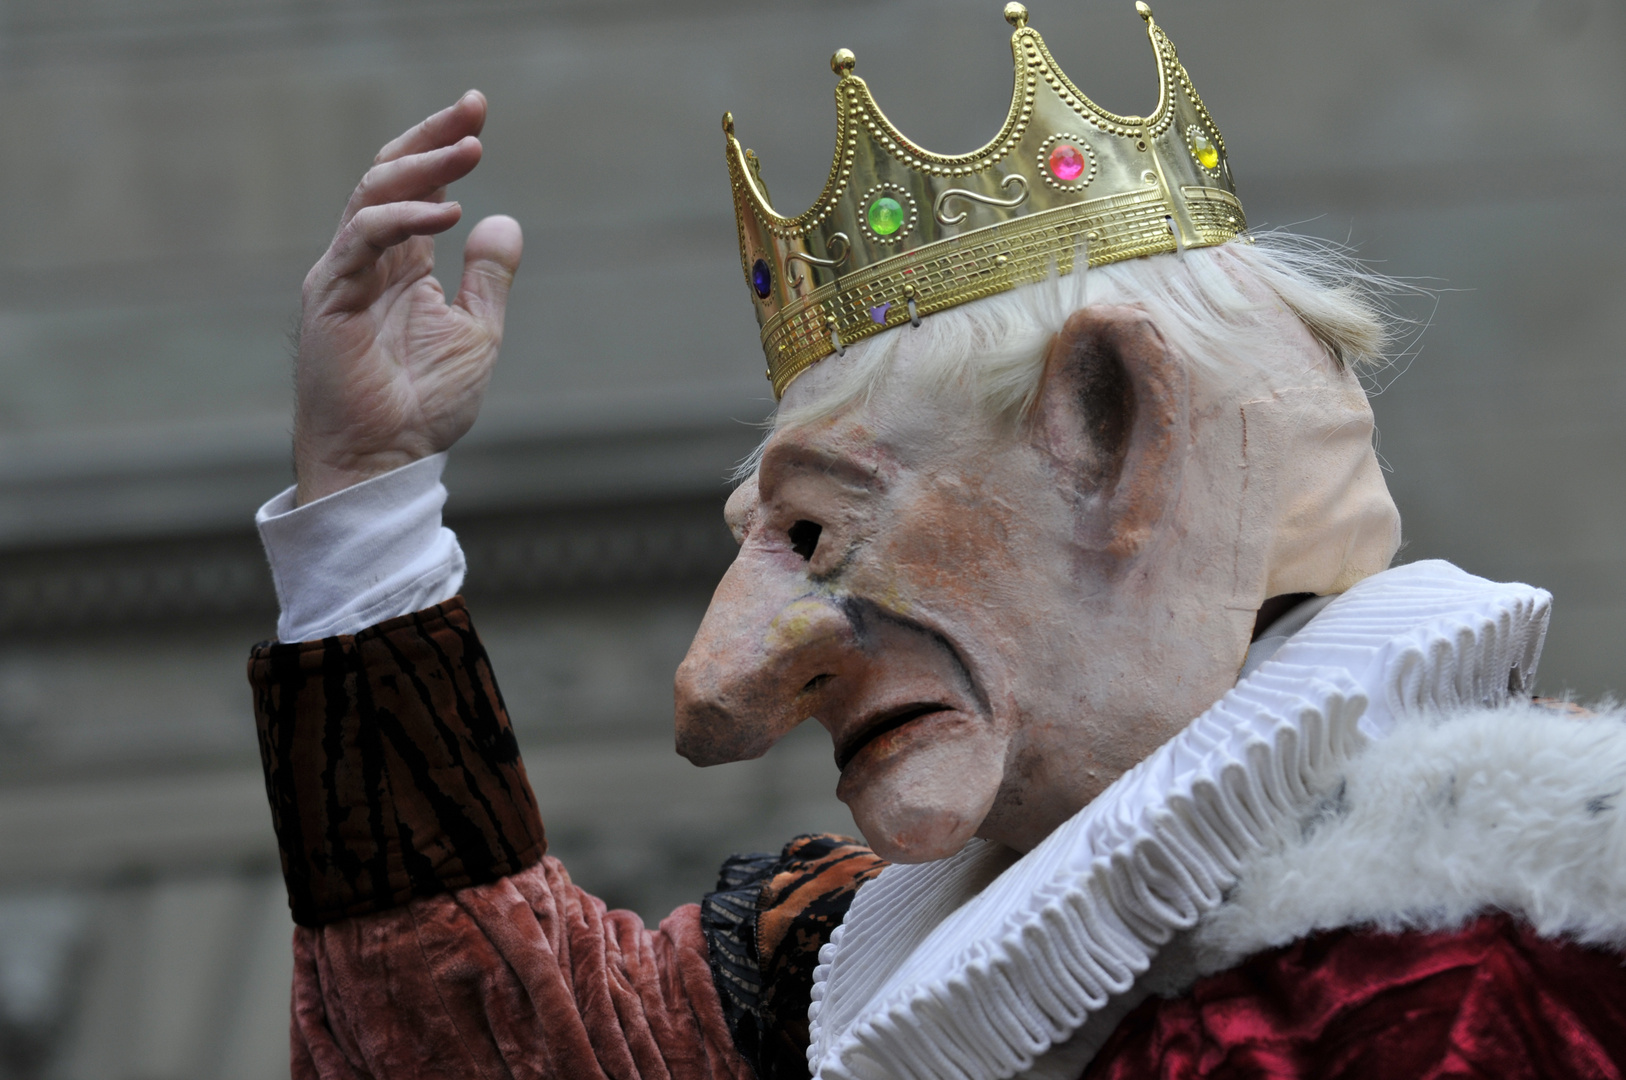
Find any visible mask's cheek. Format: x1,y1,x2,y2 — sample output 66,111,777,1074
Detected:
837,711,1005,863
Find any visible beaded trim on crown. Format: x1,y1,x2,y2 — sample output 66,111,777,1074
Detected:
724,2,1247,398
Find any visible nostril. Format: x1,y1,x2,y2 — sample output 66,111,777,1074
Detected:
802,673,833,694
788,520,822,561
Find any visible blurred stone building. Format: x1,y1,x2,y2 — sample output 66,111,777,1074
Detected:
0,0,1620,1076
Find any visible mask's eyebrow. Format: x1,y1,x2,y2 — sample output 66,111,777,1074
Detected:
759,440,888,494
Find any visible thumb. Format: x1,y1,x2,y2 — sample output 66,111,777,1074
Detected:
455,214,523,331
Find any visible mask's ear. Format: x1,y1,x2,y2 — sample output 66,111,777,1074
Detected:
1034,305,1189,563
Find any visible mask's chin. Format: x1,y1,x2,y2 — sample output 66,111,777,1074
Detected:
836,709,1005,864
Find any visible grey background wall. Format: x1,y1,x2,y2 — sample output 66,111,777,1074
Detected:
0,1,1620,1076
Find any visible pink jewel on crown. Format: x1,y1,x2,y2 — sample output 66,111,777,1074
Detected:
1048,144,1086,181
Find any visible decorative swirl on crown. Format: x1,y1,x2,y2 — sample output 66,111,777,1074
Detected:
725,2,1247,398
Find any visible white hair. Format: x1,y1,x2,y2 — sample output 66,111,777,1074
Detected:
737,233,1412,481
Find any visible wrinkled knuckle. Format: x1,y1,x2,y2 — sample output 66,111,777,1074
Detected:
348,206,382,238
329,219,358,254
353,169,382,203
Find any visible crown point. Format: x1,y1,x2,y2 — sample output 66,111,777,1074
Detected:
1135,2,1153,20
1003,3,1028,28
722,112,735,136
831,49,856,77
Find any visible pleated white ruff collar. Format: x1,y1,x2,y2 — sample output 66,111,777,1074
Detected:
806,560,1552,1080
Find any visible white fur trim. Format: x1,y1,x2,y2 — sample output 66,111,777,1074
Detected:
808,560,1552,1080
1190,700,1626,974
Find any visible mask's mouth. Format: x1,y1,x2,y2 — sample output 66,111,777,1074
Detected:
834,702,953,772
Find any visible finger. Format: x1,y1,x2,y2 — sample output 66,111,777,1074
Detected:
342,137,482,228
322,201,463,282
373,90,487,166
454,214,523,330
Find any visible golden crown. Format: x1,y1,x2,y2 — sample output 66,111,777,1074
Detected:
725,2,1246,398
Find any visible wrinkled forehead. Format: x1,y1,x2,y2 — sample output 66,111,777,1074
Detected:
758,419,895,490
762,389,996,500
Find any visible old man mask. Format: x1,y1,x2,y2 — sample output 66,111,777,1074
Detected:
675,3,1401,865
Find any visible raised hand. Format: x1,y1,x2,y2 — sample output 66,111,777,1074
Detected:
293,90,523,505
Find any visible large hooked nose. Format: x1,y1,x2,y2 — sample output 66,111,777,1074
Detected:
674,544,854,766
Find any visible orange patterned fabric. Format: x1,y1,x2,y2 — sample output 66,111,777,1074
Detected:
756,837,886,1062
249,597,547,926
701,836,886,1078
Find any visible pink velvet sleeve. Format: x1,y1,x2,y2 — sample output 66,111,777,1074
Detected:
247,600,753,1080
289,859,752,1080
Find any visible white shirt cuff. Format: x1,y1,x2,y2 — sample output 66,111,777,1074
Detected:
256,453,466,642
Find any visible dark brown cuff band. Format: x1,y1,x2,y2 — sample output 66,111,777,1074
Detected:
249,597,546,927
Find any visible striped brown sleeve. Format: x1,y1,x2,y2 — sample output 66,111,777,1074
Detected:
248,597,546,927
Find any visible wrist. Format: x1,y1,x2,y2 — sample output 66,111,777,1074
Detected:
294,448,427,506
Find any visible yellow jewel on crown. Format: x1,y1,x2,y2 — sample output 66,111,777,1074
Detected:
725,2,1247,398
